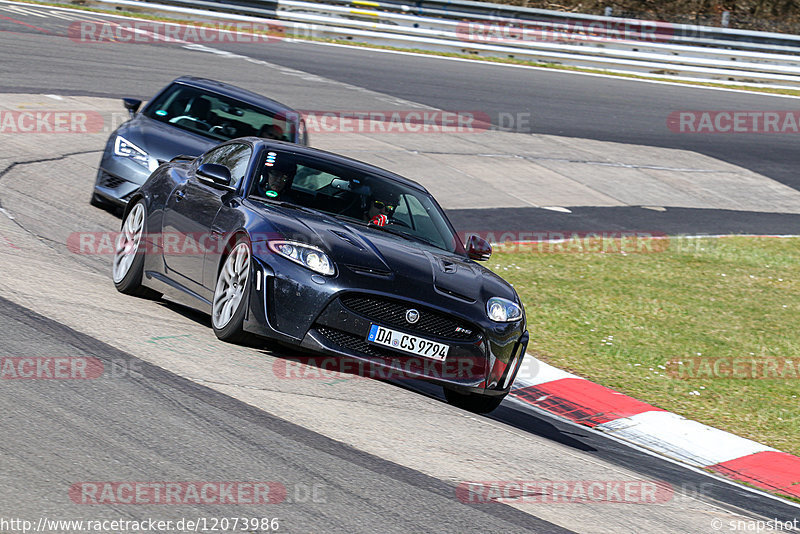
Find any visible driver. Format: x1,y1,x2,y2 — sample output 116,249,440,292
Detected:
364,190,397,227
258,156,297,200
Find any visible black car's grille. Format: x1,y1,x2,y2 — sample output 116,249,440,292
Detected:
99,171,127,189
340,295,479,341
317,326,392,358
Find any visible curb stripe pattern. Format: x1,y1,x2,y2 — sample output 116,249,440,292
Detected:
509,356,800,500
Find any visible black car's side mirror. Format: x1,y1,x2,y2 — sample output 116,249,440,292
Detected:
197,163,234,190
123,98,142,118
466,235,492,261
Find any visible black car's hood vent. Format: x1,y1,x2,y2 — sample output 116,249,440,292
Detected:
345,265,393,278
330,230,365,250
433,285,476,303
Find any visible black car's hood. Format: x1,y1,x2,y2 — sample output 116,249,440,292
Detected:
117,115,217,162
250,204,518,304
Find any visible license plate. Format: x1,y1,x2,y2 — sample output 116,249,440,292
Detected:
367,324,449,361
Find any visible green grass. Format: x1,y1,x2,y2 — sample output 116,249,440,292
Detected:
490,236,800,456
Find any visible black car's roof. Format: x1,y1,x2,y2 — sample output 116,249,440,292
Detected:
242,137,428,193
173,76,300,116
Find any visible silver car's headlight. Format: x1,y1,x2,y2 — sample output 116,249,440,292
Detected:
487,297,523,322
114,136,159,172
268,241,335,276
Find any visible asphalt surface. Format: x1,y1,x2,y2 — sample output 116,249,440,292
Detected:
0,294,570,533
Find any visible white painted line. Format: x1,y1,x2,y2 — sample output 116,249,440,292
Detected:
0,208,15,220
44,94,62,100
541,206,572,213
2,4,46,17
596,411,776,467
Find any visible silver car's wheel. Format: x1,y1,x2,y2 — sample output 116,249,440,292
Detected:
112,200,160,299
212,242,251,330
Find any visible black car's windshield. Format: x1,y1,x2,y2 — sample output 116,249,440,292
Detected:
143,83,296,142
249,151,463,254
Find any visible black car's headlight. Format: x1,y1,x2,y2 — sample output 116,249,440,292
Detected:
114,135,159,172
268,241,335,276
486,297,523,322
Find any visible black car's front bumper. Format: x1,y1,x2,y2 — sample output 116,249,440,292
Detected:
242,257,528,396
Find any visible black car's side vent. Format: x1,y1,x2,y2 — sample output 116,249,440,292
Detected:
346,265,393,278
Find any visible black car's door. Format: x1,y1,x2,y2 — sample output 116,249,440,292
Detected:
161,142,253,293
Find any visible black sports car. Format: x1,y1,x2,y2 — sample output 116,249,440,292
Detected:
112,138,528,413
92,76,308,209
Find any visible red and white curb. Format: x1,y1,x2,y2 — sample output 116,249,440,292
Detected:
508,357,800,500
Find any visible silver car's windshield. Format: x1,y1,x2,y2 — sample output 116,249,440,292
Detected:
249,151,463,254
143,83,296,142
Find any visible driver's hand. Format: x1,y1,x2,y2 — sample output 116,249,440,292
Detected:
370,214,388,227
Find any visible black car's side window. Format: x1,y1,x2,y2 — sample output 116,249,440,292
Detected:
199,144,252,190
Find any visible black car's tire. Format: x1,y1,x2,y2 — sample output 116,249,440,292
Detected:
211,237,254,344
91,193,123,215
112,199,161,299
443,387,506,414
